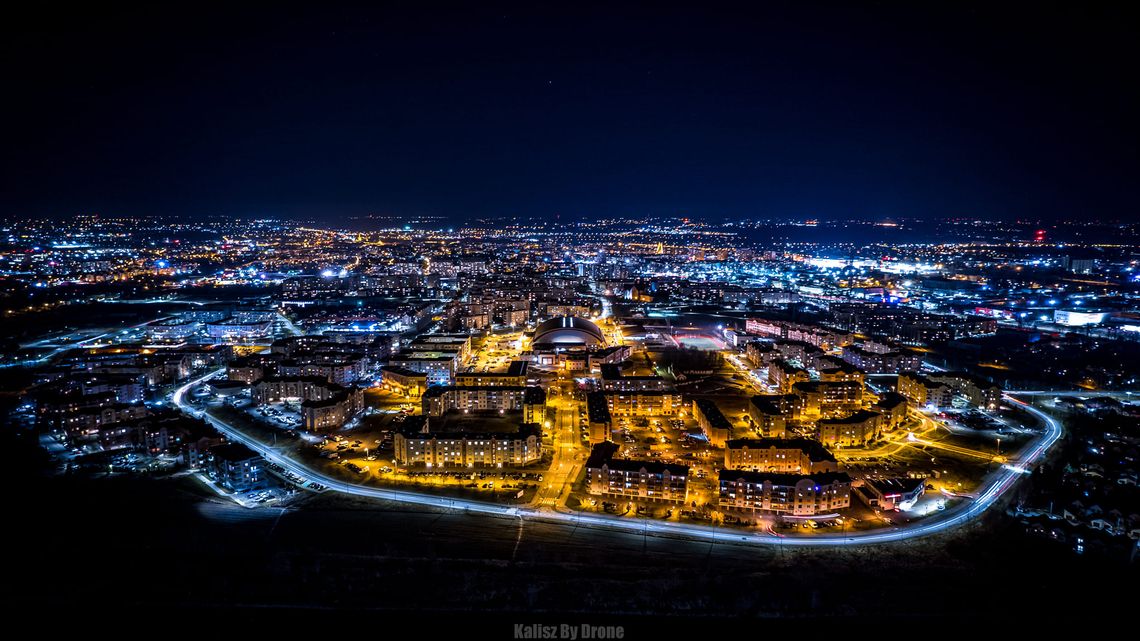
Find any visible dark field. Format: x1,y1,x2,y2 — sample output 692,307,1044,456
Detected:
7,472,1135,633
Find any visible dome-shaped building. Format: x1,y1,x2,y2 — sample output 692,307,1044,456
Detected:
533,315,605,346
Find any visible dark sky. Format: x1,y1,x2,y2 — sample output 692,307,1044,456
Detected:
2,1,1137,224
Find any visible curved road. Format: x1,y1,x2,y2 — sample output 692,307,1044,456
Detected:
175,370,1064,547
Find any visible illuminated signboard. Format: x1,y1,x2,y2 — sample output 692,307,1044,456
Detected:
1054,310,1108,327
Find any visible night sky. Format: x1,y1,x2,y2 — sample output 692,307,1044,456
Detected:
2,2,1137,223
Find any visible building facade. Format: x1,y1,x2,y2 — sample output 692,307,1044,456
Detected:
421,385,546,423
693,398,734,447
603,390,684,416
791,380,864,417
718,470,852,516
208,443,268,492
586,391,613,444
724,438,839,474
379,365,428,398
393,424,542,468
586,442,689,504
817,409,882,447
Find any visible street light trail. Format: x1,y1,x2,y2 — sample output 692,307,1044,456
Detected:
175,370,1063,547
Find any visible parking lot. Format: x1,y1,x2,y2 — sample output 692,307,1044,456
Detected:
250,400,304,430
236,486,292,507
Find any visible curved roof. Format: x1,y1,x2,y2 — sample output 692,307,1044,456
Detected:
534,315,605,346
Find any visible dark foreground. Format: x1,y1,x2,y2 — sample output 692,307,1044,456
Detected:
7,473,1136,633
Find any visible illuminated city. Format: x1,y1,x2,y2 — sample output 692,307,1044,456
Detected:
4,1,1137,632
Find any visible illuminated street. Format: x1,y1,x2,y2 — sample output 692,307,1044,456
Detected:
6,2,1138,628
174,369,1064,546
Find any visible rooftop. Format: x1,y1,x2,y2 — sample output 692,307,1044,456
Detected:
429,409,536,435
694,398,733,431
818,409,882,425
718,469,852,486
725,437,837,462
210,442,261,463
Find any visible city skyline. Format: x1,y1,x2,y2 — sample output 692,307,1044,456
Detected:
4,2,1138,631
4,210,1138,628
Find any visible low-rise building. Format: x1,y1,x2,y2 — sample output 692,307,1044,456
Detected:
405,333,472,361
857,477,927,511
393,422,542,468
746,394,796,437
227,357,264,384
205,317,273,341
379,365,428,398
724,438,839,474
897,371,954,409
840,344,923,374
744,340,779,367
301,392,362,431
421,385,546,423
588,345,632,368
454,360,530,387
64,403,151,437
693,398,733,447
875,391,909,431
928,372,1002,410
773,340,824,368
816,356,866,385
818,409,882,447
586,391,613,444
718,470,852,516
769,359,810,393
531,345,631,372
146,318,200,341
599,363,673,391
603,389,684,416
898,371,1001,411
253,376,364,431
386,350,460,386
791,380,863,417
208,442,268,492
585,442,689,504
744,319,852,349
